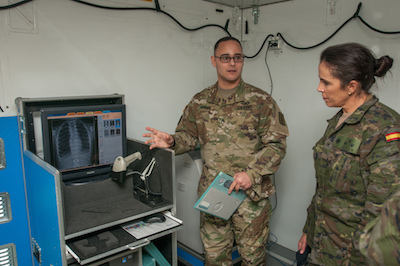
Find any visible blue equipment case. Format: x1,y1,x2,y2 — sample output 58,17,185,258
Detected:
0,116,33,265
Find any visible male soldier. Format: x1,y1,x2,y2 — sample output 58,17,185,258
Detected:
360,186,400,265
143,36,289,265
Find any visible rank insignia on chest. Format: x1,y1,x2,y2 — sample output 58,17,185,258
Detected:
385,132,400,142
237,105,252,110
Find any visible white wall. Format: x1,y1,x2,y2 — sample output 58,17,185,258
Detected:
1,0,399,252
0,0,235,129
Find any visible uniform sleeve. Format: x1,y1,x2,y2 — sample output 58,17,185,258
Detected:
244,98,289,195
171,99,199,155
359,189,400,266
353,126,400,258
363,126,400,220
303,192,317,248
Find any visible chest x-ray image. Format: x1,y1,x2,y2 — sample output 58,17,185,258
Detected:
50,117,98,171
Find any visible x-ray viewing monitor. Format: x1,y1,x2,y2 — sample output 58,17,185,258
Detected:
41,104,127,184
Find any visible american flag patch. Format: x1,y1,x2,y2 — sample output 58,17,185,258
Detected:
385,132,400,142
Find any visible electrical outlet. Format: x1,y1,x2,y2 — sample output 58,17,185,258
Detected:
269,39,281,50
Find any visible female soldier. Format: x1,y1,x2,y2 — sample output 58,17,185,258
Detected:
298,43,400,265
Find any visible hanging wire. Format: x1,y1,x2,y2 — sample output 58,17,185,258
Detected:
264,43,274,95
2,1,399,57
245,34,275,59
0,0,32,10
276,2,400,51
358,15,400,34
72,0,231,36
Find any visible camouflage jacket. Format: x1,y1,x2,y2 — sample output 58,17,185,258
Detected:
303,96,400,265
172,79,289,201
359,187,400,265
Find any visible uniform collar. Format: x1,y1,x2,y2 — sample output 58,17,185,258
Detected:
207,79,246,105
329,95,379,125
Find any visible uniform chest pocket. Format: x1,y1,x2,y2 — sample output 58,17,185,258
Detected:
205,108,258,146
328,135,362,190
232,110,259,146
313,143,329,179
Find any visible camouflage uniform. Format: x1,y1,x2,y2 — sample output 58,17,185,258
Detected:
172,79,289,265
303,96,400,265
359,187,400,265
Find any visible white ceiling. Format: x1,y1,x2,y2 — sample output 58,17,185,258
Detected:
201,0,291,9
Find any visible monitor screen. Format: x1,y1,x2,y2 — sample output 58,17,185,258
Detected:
41,104,127,184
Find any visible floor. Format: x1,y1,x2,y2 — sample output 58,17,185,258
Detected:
178,252,297,266
177,239,297,266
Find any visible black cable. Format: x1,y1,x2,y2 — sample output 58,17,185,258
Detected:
278,15,354,50
5,0,398,59
71,0,153,10
245,34,274,59
276,2,400,50
0,0,32,10
154,0,161,12
353,2,363,18
71,0,399,57
72,0,231,36
358,15,400,34
224,19,230,31
277,8,356,50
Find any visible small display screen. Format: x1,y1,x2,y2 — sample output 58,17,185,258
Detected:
41,104,126,183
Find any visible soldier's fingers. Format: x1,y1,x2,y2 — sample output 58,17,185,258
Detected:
145,127,158,134
228,180,237,194
235,184,241,193
142,133,152,138
298,234,307,253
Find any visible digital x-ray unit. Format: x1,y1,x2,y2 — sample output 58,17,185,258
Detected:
41,104,127,185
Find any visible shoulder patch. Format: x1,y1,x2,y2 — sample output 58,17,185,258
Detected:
279,112,286,126
385,132,400,142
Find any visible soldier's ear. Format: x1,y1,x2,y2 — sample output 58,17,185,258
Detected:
347,80,360,94
211,56,217,67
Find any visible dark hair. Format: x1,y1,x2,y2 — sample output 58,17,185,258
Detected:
320,43,393,92
214,36,242,54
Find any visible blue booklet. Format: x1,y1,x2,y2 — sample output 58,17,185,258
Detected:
194,172,247,220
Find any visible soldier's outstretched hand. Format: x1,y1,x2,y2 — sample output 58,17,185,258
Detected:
143,127,175,150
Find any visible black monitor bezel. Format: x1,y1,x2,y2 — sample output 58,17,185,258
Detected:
40,104,127,184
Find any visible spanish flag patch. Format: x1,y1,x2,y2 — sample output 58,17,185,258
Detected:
385,132,400,142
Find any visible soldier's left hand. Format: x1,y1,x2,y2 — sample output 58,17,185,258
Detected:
228,172,252,194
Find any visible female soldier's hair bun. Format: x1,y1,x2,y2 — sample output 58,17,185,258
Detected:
374,56,393,78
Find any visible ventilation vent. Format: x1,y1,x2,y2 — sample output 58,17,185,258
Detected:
0,243,17,266
0,192,12,224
